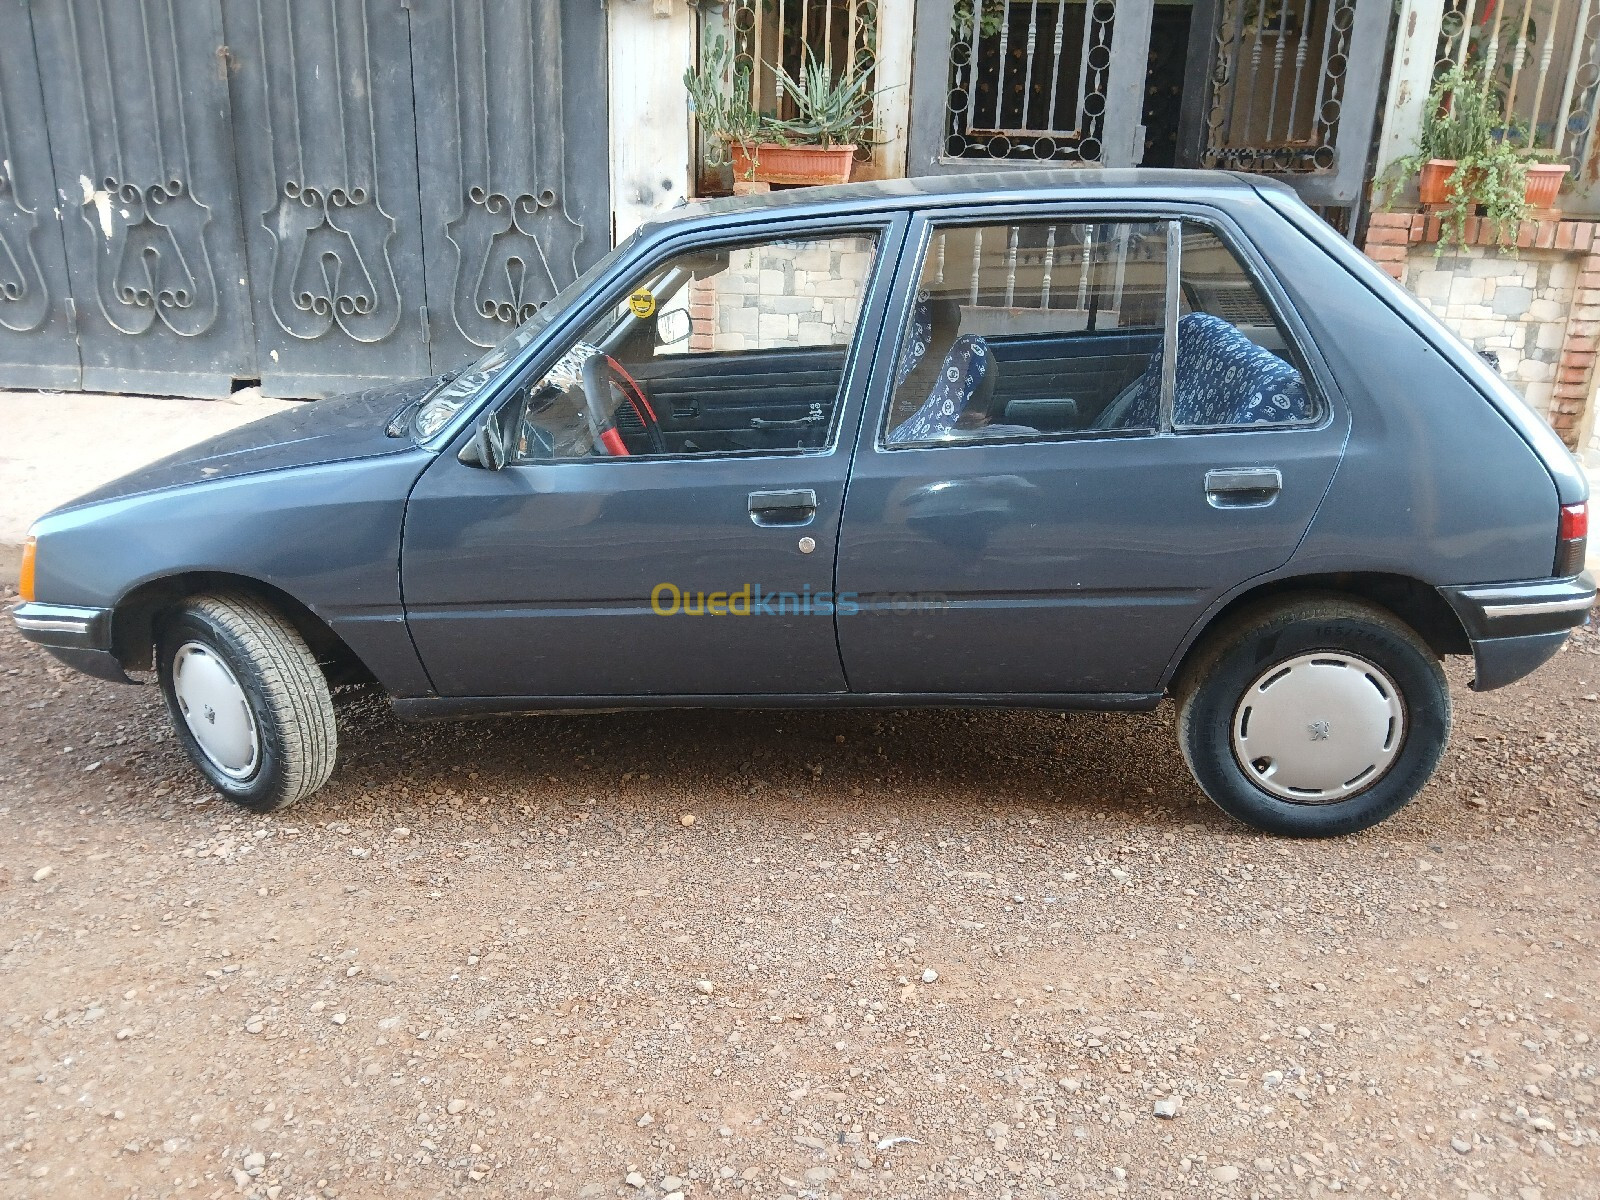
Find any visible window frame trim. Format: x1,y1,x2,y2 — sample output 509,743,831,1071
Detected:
464,212,909,468
1167,215,1332,435
870,202,1335,453
873,211,1175,451
1160,219,1180,436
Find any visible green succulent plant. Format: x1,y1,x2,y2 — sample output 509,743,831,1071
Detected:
683,34,766,170
769,50,878,150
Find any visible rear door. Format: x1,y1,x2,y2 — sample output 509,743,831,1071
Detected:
835,205,1350,697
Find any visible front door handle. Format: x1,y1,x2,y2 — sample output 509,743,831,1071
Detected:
748,488,817,527
1205,467,1282,509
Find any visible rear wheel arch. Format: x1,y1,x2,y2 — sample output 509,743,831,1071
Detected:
1165,572,1471,696
111,572,373,686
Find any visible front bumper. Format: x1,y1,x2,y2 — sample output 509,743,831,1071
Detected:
11,602,129,683
1441,572,1595,691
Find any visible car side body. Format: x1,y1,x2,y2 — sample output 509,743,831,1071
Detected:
13,170,1594,834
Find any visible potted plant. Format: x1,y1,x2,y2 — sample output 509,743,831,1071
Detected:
1382,63,1569,248
683,35,765,179
685,43,877,188
730,51,875,186
1525,157,1570,211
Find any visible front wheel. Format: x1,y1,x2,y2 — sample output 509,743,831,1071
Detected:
157,594,338,812
1176,596,1450,837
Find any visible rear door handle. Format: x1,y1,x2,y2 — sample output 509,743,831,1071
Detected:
748,488,817,527
1205,467,1281,508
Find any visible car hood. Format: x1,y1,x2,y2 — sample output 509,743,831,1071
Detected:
59,376,442,511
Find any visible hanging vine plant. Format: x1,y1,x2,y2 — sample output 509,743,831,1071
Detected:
952,0,1007,38
1377,62,1562,253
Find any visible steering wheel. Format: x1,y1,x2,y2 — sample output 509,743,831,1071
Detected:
579,353,666,456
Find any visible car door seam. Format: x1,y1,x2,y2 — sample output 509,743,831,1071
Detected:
833,212,917,693
396,448,446,698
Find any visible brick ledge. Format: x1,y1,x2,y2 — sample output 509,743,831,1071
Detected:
1367,210,1599,254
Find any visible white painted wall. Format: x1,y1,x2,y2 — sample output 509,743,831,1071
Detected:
607,0,697,243
856,0,915,182
1373,0,1445,184
606,0,916,239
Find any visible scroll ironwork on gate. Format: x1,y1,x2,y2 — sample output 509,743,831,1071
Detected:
0,0,610,400
1197,0,1360,176
942,0,1120,163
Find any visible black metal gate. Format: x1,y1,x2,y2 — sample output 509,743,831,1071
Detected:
0,0,610,399
0,4,81,392
906,0,1389,206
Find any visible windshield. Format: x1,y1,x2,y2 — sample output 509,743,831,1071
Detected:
412,227,646,441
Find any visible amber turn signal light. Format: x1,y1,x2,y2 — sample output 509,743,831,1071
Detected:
18,536,36,603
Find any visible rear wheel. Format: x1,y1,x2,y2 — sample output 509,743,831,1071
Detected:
157,594,337,812
1177,596,1450,837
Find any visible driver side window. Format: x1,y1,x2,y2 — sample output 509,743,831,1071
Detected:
510,231,881,462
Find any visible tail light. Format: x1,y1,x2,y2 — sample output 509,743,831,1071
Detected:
1556,501,1588,577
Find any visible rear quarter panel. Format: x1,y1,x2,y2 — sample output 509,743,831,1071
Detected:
1223,194,1560,584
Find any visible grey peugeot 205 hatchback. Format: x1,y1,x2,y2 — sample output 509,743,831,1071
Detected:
13,171,1594,837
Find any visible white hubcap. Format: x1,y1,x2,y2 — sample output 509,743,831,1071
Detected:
1231,652,1406,804
172,642,259,779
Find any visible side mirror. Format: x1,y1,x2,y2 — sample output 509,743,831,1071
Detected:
458,392,522,470
657,308,691,347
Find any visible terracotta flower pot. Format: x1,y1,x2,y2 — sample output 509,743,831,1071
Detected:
1418,159,1477,207
1524,162,1569,212
730,142,856,187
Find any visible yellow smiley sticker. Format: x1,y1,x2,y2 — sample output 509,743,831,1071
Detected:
628,288,656,319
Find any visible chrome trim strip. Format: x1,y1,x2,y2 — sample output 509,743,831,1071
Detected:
1481,594,1596,619
15,614,95,635
11,602,110,648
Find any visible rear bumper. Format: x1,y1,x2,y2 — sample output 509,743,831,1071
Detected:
1441,572,1595,690
11,602,130,683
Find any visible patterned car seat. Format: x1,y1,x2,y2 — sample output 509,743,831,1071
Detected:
886,295,995,445
1095,312,1312,430
894,294,935,388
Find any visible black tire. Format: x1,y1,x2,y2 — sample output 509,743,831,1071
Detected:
1176,595,1451,837
156,593,337,813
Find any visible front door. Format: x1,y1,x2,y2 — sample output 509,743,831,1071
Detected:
401,217,903,699
835,207,1348,697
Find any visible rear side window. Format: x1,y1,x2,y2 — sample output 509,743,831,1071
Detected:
1174,222,1319,430
880,217,1320,448
882,220,1170,446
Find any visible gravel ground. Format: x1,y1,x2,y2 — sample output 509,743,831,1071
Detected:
1,589,1598,1200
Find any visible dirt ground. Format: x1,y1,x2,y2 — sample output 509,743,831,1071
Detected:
1,590,1597,1200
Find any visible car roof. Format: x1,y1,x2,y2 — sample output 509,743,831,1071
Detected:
646,169,1286,232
